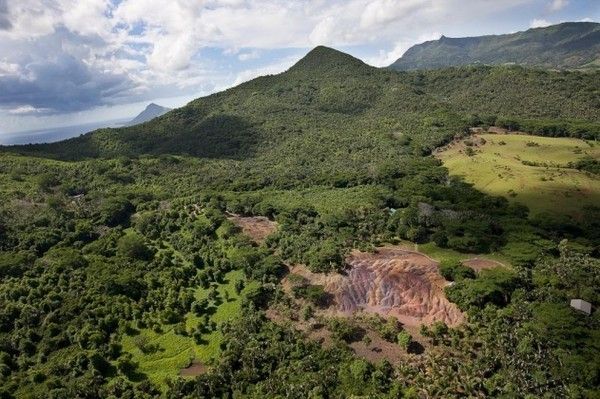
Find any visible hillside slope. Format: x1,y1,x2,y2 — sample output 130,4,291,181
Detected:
125,103,172,126
1,45,599,399
5,46,599,166
390,22,600,71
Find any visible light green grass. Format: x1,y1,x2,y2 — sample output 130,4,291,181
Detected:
438,134,600,216
400,240,511,267
121,269,257,389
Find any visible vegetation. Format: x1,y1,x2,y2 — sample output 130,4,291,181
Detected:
0,45,598,397
391,22,600,71
439,259,476,281
438,133,600,218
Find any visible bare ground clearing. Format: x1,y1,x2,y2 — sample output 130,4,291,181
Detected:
287,246,465,327
180,360,207,377
227,213,278,243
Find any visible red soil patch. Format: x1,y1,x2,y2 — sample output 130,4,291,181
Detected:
288,247,465,327
180,360,207,377
350,331,408,364
462,258,505,272
227,214,278,243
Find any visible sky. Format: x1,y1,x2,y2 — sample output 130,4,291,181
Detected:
0,0,598,136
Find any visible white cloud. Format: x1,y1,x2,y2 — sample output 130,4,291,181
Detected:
530,18,552,28
8,105,52,114
366,31,441,67
359,0,423,29
549,0,568,12
231,54,300,87
0,0,579,133
0,60,19,76
238,50,261,61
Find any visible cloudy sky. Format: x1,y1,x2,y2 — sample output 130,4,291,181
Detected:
0,0,598,136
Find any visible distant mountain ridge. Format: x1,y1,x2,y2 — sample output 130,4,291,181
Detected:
3,46,598,161
390,22,600,71
126,103,171,126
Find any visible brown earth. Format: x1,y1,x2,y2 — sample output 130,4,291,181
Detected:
287,247,465,327
180,360,207,377
266,306,414,364
462,258,505,272
227,213,278,243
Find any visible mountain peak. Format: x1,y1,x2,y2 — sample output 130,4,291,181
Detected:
126,103,172,126
288,45,369,73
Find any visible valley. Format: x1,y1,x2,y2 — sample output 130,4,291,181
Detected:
0,32,599,398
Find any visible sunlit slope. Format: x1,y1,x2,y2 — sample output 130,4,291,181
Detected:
437,133,600,216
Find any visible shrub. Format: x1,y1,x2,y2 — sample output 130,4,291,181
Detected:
397,330,412,350
117,233,154,261
439,260,475,281
446,268,520,309
328,318,363,342
99,197,135,227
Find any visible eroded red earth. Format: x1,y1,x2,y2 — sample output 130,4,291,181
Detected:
289,247,465,327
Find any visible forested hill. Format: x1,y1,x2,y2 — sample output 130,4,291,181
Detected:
390,22,600,71
1,45,600,399
4,45,599,165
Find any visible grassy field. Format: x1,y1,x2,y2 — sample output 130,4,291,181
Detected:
437,133,600,217
398,240,512,268
121,269,257,389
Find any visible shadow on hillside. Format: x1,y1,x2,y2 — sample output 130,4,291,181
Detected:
0,114,264,162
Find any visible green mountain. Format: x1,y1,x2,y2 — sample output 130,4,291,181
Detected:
7,46,599,165
390,22,600,71
1,46,599,398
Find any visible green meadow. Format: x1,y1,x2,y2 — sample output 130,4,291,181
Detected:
121,269,256,389
438,133,600,217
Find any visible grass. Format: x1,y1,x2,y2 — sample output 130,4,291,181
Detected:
399,240,511,268
437,133,600,217
120,269,257,389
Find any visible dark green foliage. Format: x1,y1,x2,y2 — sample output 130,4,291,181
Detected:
116,232,154,261
292,283,330,307
0,252,35,279
446,268,520,309
437,246,600,397
570,156,600,175
327,318,364,343
98,197,135,227
391,22,600,71
168,310,403,398
439,260,476,281
0,45,598,398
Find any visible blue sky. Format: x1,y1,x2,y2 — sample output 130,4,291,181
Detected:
0,0,598,136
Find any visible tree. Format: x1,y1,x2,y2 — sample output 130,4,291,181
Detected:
397,330,412,350
117,233,154,261
99,197,135,227
439,260,475,281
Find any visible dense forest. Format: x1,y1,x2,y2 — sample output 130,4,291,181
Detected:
0,46,599,398
390,22,600,71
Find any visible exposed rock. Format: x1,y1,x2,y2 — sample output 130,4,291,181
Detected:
289,247,465,327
